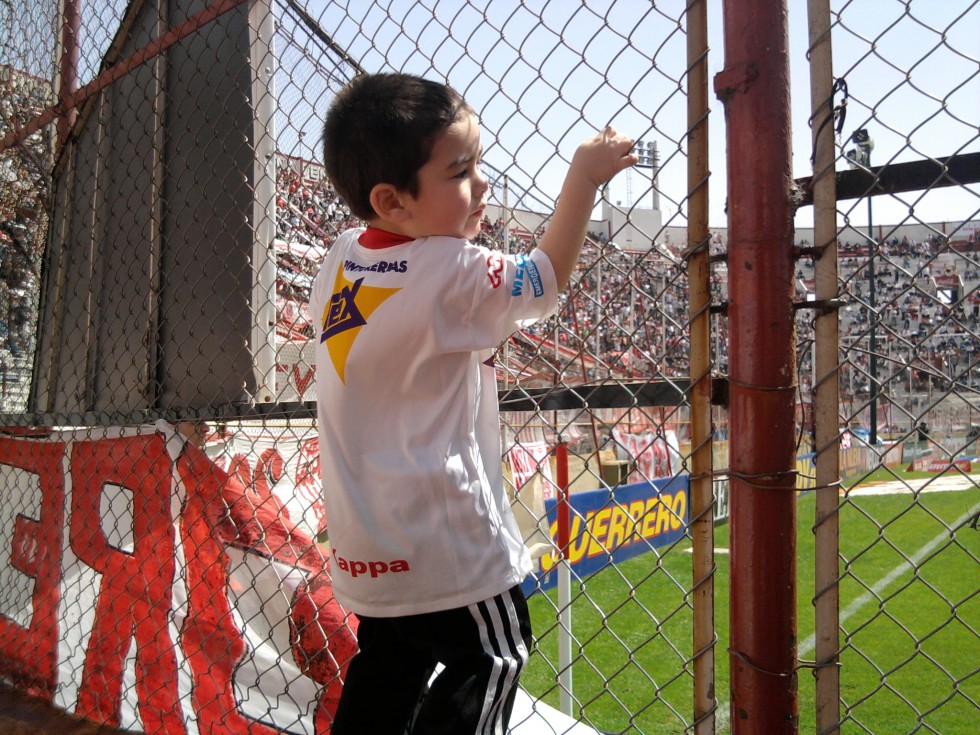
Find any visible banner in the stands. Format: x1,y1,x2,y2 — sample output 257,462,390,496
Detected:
611,428,682,482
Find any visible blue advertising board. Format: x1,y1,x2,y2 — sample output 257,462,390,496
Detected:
522,474,690,595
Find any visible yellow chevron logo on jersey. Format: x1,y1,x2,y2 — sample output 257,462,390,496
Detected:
320,265,401,383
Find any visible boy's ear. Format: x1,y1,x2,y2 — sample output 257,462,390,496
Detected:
369,183,411,223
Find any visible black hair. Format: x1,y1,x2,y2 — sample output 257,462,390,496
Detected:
322,73,471,222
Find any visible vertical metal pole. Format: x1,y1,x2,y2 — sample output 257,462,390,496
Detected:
147,0,168,407
503,175,510,253
57,0,81,148
555,441,574,716
868,199,878,444
686,1,715,733
248,0,278,404
716,0,799,732
651,140,662,213
502,176,511,403
806,0,841,732
596,259,603,363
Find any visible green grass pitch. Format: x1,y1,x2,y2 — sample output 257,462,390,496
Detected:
523,478,980,734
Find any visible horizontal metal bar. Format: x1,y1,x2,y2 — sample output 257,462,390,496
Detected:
0,378,731,427
794,151,980,207
498,378,729,411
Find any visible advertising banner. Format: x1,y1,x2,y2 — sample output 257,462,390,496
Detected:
524,475,689,595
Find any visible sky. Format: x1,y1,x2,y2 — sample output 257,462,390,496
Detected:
3,0,977,231
277,0,980,232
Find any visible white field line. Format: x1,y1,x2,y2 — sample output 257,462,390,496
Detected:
798,500,980,659
712,476,978,729
844,472,980,497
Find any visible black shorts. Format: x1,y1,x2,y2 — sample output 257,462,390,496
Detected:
330,585,533,735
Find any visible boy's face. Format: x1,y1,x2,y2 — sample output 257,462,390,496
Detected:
401,111,489,240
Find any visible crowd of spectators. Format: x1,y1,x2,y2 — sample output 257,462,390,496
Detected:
274,163,360,339
0,66,49,405
550,237,691,380
798,232,980,402
1,106,974,411
4,61,974,422
271,156,978,402
276,165,360,248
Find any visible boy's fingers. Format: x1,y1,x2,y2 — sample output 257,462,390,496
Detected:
600,125,628,146
613,130,635,156
581,126,638,182
609,128,638,162
617,153,639,174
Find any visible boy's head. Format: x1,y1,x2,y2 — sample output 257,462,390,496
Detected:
322,73,474,223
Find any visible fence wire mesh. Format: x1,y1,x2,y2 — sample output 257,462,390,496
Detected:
0,0,977,734
801,3,980,734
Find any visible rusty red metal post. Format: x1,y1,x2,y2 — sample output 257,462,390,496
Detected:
555,441,570,560
715,0,799,732
553,440,573,714
57,0,81,147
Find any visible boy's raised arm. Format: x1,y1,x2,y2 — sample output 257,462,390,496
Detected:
537,126,638,290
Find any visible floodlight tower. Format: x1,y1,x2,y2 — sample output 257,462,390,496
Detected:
846,127,873,169
634,139,660,211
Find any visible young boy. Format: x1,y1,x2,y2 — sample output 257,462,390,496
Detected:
310,72,636,734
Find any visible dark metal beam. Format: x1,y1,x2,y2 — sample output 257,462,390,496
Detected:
795,151,980,206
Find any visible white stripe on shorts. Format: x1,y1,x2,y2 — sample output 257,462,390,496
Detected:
470,590,529,735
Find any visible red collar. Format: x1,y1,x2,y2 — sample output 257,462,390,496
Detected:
358,227,415,250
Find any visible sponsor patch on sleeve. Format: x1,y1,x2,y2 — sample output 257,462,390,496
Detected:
525,255,544,297
512,254,544,298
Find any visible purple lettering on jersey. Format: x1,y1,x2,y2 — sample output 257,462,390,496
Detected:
322,277,366,342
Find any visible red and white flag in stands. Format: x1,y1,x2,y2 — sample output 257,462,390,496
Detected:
508,442,556,500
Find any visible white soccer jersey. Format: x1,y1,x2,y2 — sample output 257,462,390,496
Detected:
309,227,558,617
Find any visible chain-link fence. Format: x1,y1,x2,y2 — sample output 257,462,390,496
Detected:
801,4,980,734
0,0,977,734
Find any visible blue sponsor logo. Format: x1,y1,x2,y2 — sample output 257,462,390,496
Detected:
512,255,526,296
525,257,544,297
512,254,543,298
